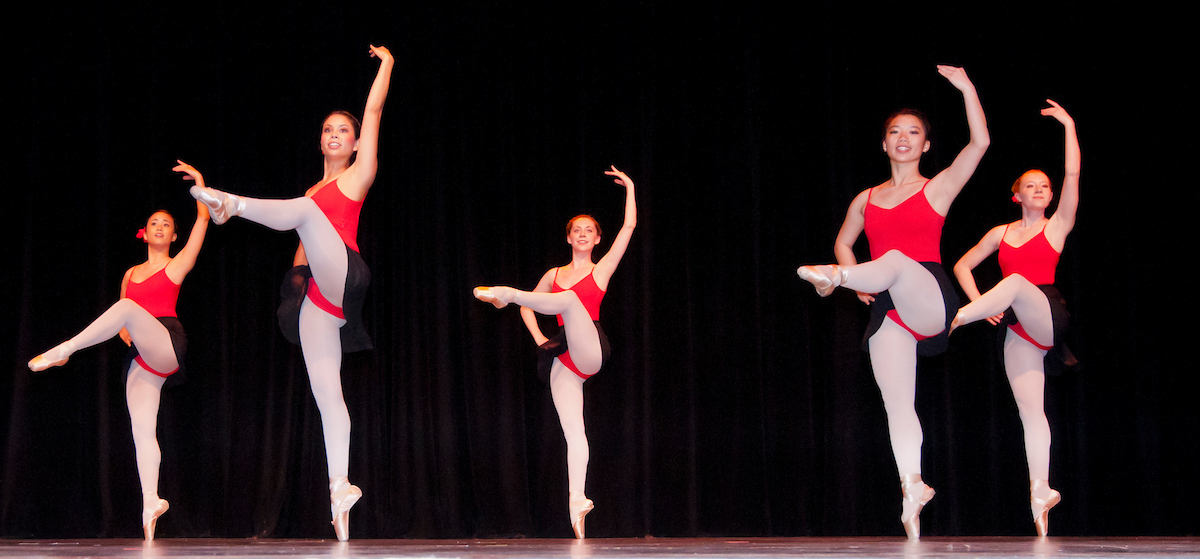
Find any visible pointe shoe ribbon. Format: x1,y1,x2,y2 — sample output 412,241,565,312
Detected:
473,287,509,309
1030,479,1061,537
330,478,362,542
796,265,845,298
189,185,243,225
900,474,935,539
568,493,594,539
143,498,169,542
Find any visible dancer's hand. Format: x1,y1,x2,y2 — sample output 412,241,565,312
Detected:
937,65,976,93
173,160,204,187
986,312,1004,326
1040,99,1073,126
605,165,634,189
857,291,875,305
369,44,393,64
119,328,132,346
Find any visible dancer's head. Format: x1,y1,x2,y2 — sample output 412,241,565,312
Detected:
882,109,931,160
321,111,362,162
566,215,602,250
142,210,177,244
1011,170,1053,209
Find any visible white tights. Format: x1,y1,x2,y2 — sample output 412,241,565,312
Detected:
846,250,946,477
956,273,1054,347
232,193,353,479
38,299,174,513
502,288,601,492
126,363,168,509
1003,331,1051,480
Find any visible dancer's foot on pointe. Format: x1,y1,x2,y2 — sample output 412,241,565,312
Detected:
1030,479,1061,537
568,490,594,539
473,286,515,309
142,498,169,542
900,474,935,539
188,186,244,225
330,477,362,542
28,341,76,372
796,265,846,297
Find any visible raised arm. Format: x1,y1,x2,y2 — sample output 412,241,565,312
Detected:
592,166,637,290
520,269,558,346
927,66,990,213
953,225,1005,324
834,189,874,304
166,160,211,283
1043,99,1079,247
342,45,394,199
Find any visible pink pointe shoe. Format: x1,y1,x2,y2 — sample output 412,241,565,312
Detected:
472,286,511,309
143,498,169,542
330,477,362,542
569,491,594,539
189,185,244,225
1030,479,1061,537
796,265,846,297
900,474,935,539
28,342,75,372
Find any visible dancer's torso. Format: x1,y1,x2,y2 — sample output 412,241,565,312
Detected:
552,268,606,326
310,179,364,252
863,180,943,263
998,223,1060,286
126,266,181,318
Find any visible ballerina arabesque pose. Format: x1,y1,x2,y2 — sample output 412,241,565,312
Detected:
951,99,1080,536
29,161,211,541
796,66,989,538
473,165,637,539
187,45,393,541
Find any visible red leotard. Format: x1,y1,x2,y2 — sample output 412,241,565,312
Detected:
998,223,1062,351
998,223,1060,286
551,268,607,378
124,266,183,376
305,179,365,318
863,181,944,264
863,181,945,340
311,179,364,252
126,267,180,318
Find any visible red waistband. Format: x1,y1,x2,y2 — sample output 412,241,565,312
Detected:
306,277,345,319
134,355,178,377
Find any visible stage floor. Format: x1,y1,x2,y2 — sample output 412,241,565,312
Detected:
1,537,1197,558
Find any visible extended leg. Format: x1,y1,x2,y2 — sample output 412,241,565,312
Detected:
1004,330,1051,480
955,274,1054,345
30,299,177,373
299,297,351,479
478,287,603,375
799,250,945,336
193,189,349,306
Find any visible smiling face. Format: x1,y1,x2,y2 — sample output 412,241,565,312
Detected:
320,113,360,159
144,211,177,245
566,216,601,252
1012,170,1053,210
882,114,930,161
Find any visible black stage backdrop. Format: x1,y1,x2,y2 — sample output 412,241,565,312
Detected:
3,1,1194,539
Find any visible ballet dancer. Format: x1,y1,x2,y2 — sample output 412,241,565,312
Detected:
28,161,211,541
187,45,393,541
951,100,1079,536
796,66,989,538
473,165,637,539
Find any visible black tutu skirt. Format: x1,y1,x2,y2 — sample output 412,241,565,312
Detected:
123,316,187,388
861,261,959,357
535,320,611,383
277,244,372,353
